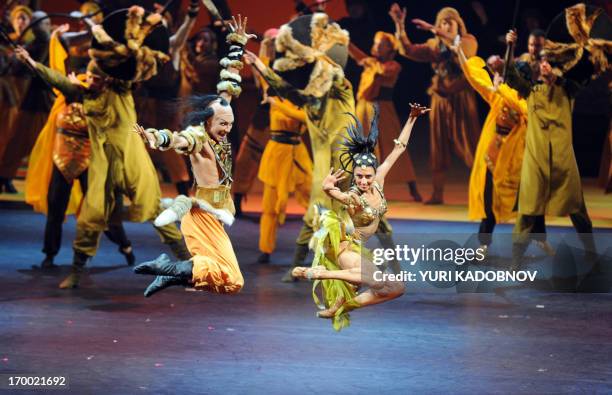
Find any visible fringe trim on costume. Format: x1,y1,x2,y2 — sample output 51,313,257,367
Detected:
226,32,248,46
220,57,244,70
175,125,207,155
310,13,349,53
89,6,169,82
272,18,347,98
155,195,235,226
216,80,242,97
220,69,242,83
543,3,611,79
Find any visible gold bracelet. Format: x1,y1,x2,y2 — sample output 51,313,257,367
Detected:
324,186,341,192
393,139,407,149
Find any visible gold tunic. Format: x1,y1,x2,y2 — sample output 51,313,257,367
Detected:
53,102,91,183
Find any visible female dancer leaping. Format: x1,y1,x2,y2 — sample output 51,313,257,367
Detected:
291,103,429,330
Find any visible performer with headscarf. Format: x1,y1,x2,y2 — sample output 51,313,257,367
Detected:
15,6,190,289
181,27,220,95
132,15,255,297
452,40,527,253
389,3,480,205
24,23,134,270
291,103,429,331
0,8,53,193
0,6,32,193
350,31,422,201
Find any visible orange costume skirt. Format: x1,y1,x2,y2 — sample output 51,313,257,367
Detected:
181,208,244,294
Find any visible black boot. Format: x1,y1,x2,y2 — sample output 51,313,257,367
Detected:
144,275,189,297
407,181,422,202
175,181,191,196
134,253,193,279
39,255,58,270
119,245,136,266
234,193,244,217
257,253,270,264
59,251,90,289
281,244,309,283
167,240,191,261
0,177,17,194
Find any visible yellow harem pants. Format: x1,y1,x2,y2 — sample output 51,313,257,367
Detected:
182,208,244,294
260,182,311,254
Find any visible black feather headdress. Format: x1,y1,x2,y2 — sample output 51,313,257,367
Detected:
338,105,380,174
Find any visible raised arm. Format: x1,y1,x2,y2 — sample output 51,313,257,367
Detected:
375,103,429,185
453,40,495,104
503,30,532,99
348,42,369,64
169,2,199,65
14,46,81,98
389,3,437,62
217,15,256,104
322,168,354,206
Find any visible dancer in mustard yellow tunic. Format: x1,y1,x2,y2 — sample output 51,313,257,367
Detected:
452,41,527,252
504,23,602,268
350,31,421,201
243,13,356,281
257,94,312,263
15,7,189,289
25,25,134,269
133,15,254,297
291,103,429,331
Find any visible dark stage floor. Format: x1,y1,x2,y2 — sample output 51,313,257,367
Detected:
1,209,612,394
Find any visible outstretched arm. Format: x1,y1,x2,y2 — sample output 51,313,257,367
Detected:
451,38,495,104
503,30,532,99
14,46,81,98
375,103,429,185
133,123,212,157
244,49,309,107
348,42,369,64
169,15,197,60
389,3,437,62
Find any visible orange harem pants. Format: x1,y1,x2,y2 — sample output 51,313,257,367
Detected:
181,208,244,294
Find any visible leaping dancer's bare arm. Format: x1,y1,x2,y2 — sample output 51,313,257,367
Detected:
375,103,429,185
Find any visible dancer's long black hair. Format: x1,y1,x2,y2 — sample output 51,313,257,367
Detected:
338,104,380,174
174,94,230,129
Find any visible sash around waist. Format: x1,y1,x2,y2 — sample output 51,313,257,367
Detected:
270,130,300,145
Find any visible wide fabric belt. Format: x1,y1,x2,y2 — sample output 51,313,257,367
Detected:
57,127,89,139
195,185,232,210
270,130,300,145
